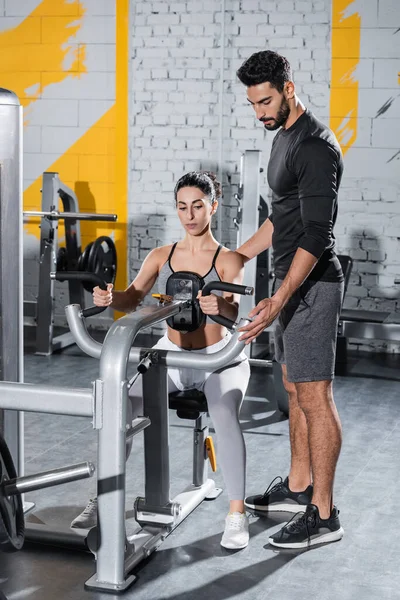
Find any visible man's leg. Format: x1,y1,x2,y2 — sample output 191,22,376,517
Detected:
295,379,342,519
281,364,312,491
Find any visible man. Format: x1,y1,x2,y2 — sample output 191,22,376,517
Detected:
236,50,345,549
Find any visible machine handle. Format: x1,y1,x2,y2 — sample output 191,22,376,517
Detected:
201,281,254,329
51,271,108,317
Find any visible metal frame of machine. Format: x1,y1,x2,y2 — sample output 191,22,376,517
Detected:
0,92,251,591
23,172,118,355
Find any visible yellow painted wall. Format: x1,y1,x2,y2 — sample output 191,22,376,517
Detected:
329,0,361,154
0,0,128,294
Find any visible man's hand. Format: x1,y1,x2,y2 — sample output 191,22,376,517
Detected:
238,296,283,344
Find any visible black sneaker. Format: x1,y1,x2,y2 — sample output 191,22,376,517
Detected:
244,476,313,513
268,504,344,549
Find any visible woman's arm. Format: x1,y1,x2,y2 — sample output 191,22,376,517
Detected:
108,247,164,312
198,250,244,322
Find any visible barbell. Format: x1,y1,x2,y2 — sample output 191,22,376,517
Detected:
0,433,95,552
23,210,117,222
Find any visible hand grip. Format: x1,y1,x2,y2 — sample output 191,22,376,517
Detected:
51,271,109,317
201,280,254,329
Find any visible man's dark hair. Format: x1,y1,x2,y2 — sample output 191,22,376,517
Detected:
236,50,292,92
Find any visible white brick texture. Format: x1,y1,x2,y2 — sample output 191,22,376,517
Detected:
129,0,400,347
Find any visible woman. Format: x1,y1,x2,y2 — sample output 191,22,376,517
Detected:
71,171,251,550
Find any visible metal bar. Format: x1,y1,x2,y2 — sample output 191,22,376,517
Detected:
24,211,117,221
136,322,249,370
3,462,95,496
125,416,151,441
95,314,137,587
25,523,89,551
35,173,58,355
55,173,85,304
340,320,400,341
65,301,187,360
0,91,24,475
65,303,250,370
236,150,262,323
193,420,208,487
0,382,93,417
249,358,273,368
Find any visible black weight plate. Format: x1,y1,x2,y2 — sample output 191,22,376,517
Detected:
84,236,117,293
0,435,24,552
78,242,93,274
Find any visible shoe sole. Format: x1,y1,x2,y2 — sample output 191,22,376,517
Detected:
244,501,308,513
70,521,97,530
268,527,344,549
220,540,249,550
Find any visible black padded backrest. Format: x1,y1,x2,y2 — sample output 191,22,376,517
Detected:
168,390,208,420
337,254,353,299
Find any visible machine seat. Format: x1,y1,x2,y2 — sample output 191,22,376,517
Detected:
168,390,208,420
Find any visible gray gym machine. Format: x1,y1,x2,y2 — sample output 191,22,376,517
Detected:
235,150,271,355
23,172,118,356
234,150,288,413
0,89,251,592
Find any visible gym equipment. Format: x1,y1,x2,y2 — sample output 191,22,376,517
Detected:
0,291,252,591
0,88,24,483
164,271,253,332
64,283,252,592
165,271,206,331
0,431,95,552
78,235,117,293
234,149,271,359
23,171,118,355
338,259,400,347
0,110,254,590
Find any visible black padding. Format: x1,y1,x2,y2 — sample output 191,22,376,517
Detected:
168,390,208,420
166,271,205,332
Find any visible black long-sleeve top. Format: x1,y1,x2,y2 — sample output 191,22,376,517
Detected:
267,109,344,282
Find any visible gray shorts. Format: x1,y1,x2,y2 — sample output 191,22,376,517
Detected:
274,278,344,383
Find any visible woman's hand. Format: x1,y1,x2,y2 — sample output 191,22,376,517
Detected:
93,283,113,307
197,290,221,315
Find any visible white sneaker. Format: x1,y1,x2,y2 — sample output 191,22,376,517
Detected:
220,512,249,550
70,498,98,529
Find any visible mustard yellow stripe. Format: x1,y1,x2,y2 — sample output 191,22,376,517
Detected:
115,0,129,315
0,0,86,110
330,0,361,154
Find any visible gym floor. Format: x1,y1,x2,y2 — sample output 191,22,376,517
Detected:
0,333,399,600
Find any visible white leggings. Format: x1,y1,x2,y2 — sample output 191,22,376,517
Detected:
128,335,250,500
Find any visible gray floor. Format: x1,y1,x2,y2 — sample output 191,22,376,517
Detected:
1,337,399,600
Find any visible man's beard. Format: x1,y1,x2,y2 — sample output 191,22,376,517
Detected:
262,97,290,131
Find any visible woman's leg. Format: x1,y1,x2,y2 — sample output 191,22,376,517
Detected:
203,360,250,513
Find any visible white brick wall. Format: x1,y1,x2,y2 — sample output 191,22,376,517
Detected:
129,0,332,250
129,0,400,349
334,0,400,353
129,0,332,333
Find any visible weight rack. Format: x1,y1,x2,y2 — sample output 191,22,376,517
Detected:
23,172,117,355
